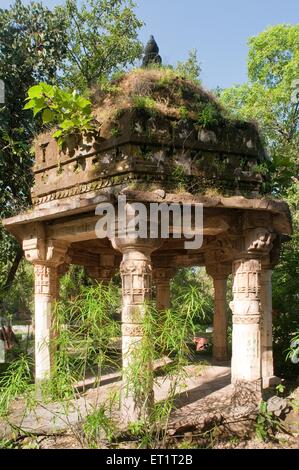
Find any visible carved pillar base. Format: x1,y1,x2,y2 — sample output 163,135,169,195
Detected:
112,238,161,425
230,259,262,394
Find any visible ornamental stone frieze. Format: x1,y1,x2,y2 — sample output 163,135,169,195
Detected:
246,228,275,255
119,255,153,305
231,259,262,301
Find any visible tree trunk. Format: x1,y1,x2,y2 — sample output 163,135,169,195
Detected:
3,246,23,292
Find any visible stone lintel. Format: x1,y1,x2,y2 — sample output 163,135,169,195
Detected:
2,193,291,241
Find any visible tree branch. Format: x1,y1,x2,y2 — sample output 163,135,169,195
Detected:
3,246,23,292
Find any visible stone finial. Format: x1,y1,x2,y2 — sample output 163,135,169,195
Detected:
142,35,162,67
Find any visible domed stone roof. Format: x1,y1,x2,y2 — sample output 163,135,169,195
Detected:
32,68,266,205
92,68,263,149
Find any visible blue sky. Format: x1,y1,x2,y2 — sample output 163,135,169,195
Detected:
0,0,298,90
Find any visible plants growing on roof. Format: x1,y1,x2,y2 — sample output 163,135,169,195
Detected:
132,95,157,115
24,83,97,147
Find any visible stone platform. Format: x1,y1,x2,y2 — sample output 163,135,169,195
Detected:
0,361,251,440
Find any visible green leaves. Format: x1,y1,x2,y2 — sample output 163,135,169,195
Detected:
0,354,34,417
24,82,96,147
176,49,201,83
0,0,69,269
219,24,299,193
58,0,144,90
248,24,299,88
255,401,283,442
42,108,55,123
197,102,220,128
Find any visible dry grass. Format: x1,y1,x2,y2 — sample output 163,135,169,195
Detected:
91,68,224,138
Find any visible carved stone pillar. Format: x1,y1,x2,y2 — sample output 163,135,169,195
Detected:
33,264,58,384
153,266,175,311
261,267,277,388
112,238,161,424
230,258,262,387
207,264,230,362
51,263,69,357
230,226,275,396
23,233,68,389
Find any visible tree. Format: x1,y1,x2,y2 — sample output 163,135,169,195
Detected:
0,0,69,294
219,24,299,193
57,0,144,90
0,0,144,298
0,0,68,213
272,181,299,378
176,49,201,83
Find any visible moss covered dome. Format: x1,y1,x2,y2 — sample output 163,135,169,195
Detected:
32,68,267,205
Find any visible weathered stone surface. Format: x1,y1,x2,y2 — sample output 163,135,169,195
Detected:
267,396,289,416
28,70,269,205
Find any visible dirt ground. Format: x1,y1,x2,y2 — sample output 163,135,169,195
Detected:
1,362,298,449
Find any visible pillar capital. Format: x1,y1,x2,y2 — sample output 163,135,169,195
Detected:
152,266,176,284
265,235,282,270
152,254,176,282
111,236,162,256
86,265,115,283
23,238,69,268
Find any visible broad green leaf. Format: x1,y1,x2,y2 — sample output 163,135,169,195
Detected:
23,100,35,110
59,119,75,130
33,103,46,117
42,108,55,124
27,85,43,99
52,129,63,138
40,82,56,98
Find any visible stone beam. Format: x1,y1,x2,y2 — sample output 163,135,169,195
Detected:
46,215,100,242
67,249,101,267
